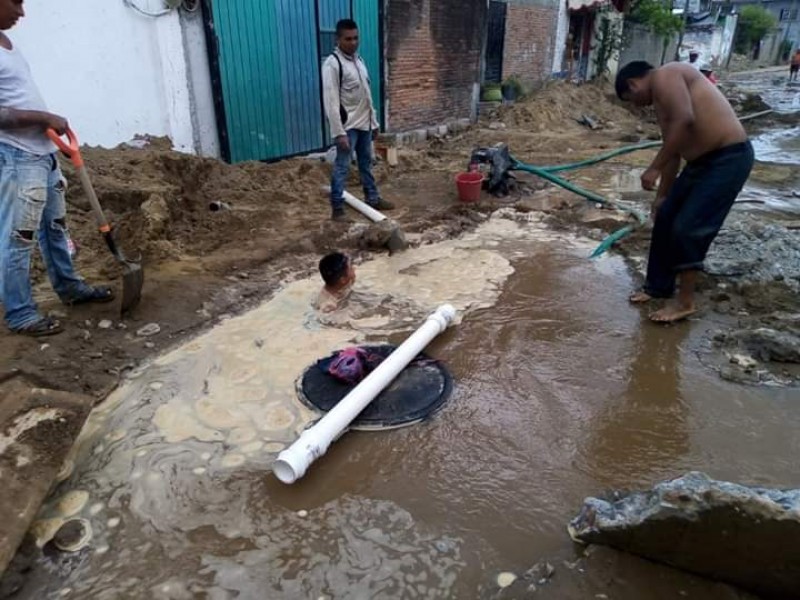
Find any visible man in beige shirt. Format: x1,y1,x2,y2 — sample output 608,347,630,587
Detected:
322,19,394,221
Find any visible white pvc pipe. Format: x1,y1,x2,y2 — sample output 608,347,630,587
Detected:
273,303,457,484
322,186,387,223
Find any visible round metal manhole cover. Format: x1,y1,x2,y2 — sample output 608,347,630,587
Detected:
297,344,453,431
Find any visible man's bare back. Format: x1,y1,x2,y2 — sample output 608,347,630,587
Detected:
651,63,746,162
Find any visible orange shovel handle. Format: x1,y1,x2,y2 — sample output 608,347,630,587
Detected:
47,127,84,169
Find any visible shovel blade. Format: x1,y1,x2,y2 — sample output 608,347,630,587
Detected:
120,261,144,315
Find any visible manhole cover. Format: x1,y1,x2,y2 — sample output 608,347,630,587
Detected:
297,344,453,431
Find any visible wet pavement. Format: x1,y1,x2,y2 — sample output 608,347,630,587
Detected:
726,69,800,114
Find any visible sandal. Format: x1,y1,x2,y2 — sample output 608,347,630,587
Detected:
12,316,64,337
60,286,115,306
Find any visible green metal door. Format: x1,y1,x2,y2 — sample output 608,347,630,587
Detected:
204,0,382,163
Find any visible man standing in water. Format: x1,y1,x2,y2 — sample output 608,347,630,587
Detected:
322,19,394,221
0,0,113,336
615,61,753,323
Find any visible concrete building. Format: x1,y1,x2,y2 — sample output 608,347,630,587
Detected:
16,0,571,163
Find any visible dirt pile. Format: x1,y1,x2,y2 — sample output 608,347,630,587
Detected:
494,80,648,133
61,143,337,280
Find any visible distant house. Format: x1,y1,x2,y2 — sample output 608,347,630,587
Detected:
714,0,799,59
619,6,738,70
681,10,739,67
563,0,625,80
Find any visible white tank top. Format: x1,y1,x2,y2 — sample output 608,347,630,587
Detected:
0,42,56,155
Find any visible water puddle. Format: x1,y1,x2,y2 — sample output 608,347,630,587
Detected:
752,126,800,166
12,208,800,598
727,74,800,113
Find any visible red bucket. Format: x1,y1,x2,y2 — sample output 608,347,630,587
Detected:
455,172,483,202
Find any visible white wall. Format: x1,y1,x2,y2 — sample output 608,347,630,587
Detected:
552,0,569,73
12,0,218,156
683,15,739,69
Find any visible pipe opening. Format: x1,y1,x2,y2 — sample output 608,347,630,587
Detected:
273,459,298,484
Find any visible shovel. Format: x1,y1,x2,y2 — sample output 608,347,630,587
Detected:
47,127,144,315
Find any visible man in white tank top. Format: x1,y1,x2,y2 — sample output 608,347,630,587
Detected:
0,0,113,336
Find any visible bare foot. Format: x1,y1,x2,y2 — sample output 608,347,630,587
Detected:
649,302,697,324
629,291,653,304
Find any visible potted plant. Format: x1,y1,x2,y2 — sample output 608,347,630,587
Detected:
481,83,503,102
501,76,524,102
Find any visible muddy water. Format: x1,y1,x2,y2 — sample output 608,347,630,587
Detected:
13,210,800,600
727,72,800,113
751,126,800,166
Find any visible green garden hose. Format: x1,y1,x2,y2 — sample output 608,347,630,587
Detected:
509,110,772,258
510,147,651,258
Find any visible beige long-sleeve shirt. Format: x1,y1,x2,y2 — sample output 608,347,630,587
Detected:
322,48,378,139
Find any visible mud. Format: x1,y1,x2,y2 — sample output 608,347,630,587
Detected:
0,376,93,584
2,77,800,597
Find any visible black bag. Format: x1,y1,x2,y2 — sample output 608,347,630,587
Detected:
332,53,349,126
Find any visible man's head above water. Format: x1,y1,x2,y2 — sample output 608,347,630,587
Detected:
319,252,356,292
615,60,655,107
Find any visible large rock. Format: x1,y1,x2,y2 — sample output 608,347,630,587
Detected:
729,328,800,363
568,472,800,599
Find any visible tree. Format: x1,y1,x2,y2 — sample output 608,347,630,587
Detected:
628,0,684,64
735,5,778,56
594,9,625,77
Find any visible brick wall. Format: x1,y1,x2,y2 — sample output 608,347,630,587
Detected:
385,0,487,132
503,2,558,87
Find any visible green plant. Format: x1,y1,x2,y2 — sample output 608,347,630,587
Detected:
501,76,525,99
734,6,778,56
593,11,624,77
627,0,683,64
481,83,502,102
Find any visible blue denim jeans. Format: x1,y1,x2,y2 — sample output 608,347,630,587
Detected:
644,141,754,298
0,142,88,330
330,128,379,209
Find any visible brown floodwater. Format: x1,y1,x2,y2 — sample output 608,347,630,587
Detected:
10,211,800,600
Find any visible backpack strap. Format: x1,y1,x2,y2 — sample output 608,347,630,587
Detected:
330,52,349,128
332,52,344,90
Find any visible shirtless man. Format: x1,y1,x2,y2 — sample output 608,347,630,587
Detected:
615,61,753,323
315,252,355,314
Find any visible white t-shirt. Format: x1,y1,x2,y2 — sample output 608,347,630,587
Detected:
0,41,56,155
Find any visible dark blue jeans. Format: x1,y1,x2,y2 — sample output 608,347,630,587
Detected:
644,141,754,298
330,128,379,209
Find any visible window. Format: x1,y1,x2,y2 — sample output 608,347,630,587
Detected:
780,8,798,21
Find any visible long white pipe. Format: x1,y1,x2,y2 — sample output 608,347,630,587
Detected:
273,304,457,484
322,186,387,223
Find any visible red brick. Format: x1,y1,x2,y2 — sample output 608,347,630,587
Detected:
503,3,558,87
385,0,487,131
